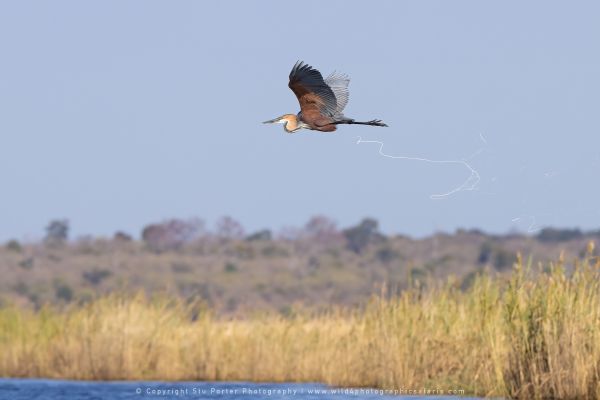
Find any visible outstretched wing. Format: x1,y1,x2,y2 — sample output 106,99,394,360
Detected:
288,61,339,119
325,71,350,117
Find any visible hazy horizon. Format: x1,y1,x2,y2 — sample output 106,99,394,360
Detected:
6,215,595,244
1,1,599,242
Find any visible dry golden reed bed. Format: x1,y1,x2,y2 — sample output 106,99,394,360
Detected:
1,246,600,399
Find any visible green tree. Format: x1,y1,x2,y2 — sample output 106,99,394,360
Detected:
45,219,69,245
343,218,383,254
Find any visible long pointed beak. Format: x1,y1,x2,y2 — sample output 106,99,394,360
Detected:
263,118,279,124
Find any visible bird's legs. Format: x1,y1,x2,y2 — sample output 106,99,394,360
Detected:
327,118,388,127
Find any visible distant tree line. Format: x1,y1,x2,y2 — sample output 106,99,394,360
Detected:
138,215,383,253
5,217,600,255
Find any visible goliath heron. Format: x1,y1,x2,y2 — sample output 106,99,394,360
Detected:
263,61,388,133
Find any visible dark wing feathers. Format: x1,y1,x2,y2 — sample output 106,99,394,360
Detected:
288,61,340,118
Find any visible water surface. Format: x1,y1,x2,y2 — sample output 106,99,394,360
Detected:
0,379,483,400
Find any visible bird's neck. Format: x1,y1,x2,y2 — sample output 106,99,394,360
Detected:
283,115,299,132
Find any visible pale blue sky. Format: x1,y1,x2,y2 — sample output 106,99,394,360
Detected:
1,1,599,241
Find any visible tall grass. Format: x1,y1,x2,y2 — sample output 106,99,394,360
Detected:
1,246,599,399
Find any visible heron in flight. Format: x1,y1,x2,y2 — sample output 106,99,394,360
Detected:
263,61,388,133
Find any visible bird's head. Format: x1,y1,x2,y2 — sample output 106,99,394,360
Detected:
262,114,299,133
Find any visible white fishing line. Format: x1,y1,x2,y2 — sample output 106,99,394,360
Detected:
511,215,541,233
356,134,487,199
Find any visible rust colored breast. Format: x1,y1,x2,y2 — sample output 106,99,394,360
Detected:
299,110,336,132
316,123,336,132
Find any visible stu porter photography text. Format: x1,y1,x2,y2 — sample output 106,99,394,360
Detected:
139,386,467,396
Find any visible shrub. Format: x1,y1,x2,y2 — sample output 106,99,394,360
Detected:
303,215,342,246
18,257,34,270
478,241,493,264
113,231,133,242
375,245,401,264
82,268,112,286
45,219,69,245
5,239,22,252
216,216,245,240
246,229,272,241
224,262,238,273
343,218,384,254
54,282,74,302
142,218,203,252
478,241,514,271
494,248,514,270
536,227,583,242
